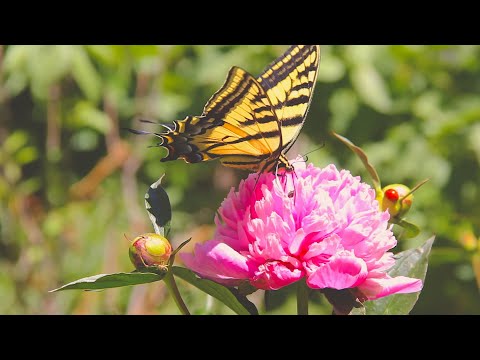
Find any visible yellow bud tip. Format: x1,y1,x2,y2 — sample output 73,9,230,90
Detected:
129,233,172,270
145,236,169,256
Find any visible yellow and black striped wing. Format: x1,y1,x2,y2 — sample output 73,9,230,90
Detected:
159,66,281,171
257,45,320,153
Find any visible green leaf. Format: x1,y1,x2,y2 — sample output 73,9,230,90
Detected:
351,236,435,315
85,45,120,67
391,218,421,239
331,131,381,190
172,266,258,315
71,47,102,102
351,63,392,113
145,175,172,237
3,130,29,154
50,271,165,292
70,101,111,134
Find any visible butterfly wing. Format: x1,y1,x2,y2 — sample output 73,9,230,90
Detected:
159,66,282,171
257,45,320,154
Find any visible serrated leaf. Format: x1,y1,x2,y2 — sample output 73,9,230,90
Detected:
172,266,258,315
50,271,165,292
351,236,435,315
332,131,381,190
145,175,172,237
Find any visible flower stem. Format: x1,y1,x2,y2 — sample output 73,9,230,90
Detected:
164,271,190,315
297,279,309,315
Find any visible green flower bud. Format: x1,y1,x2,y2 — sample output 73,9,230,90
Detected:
378,184,413,218
129,233,172,270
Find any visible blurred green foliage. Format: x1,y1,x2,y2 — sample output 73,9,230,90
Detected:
0,45,479,314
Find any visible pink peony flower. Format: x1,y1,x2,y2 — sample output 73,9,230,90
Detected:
181,160,422,300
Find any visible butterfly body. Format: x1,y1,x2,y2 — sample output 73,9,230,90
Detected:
138,45,320,173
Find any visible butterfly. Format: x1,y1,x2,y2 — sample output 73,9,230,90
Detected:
130,45,321,173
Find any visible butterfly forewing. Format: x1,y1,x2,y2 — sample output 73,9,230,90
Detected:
257,45,320,153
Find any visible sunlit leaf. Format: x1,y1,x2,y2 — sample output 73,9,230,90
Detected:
50,271,165,292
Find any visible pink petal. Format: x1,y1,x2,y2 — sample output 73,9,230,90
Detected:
303,234,342,262
180,241,254,286
307,251,368,290
358,275,423,300
251,261,304,290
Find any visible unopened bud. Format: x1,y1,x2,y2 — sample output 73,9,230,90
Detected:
378,184,413,218
129,233,172,270
459,230,478,252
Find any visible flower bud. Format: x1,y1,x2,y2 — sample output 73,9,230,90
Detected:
129,233,172,270
459,230,478,252
378,184,413,218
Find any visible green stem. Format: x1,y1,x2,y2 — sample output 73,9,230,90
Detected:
164,271,190,315
297,279,309,315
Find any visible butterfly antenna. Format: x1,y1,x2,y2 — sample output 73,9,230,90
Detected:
291,143,326,166
138,118,174,132
123,117,174,136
